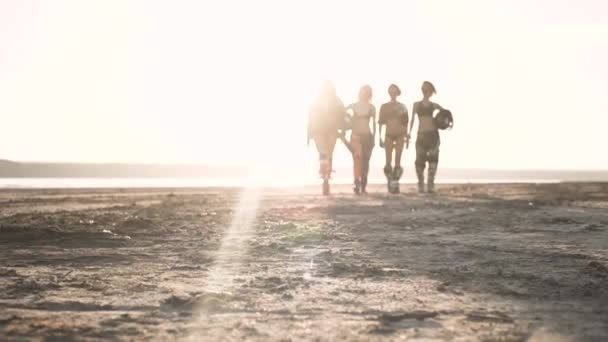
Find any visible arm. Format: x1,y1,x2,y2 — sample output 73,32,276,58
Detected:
307,111,311,145
408,102,417,137
433,102,444,111
377,104,385,147
402,104,409,127
333,99,346,135
371,105,377,143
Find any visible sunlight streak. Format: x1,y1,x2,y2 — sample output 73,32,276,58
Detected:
203,186,262,293
184,186,263,340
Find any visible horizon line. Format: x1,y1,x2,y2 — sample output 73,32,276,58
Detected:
1,159,607,173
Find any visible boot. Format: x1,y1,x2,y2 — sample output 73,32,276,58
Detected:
391,166,403,194
384,165,393,193
393,166,403,180
427,163,437,194
427,180,435,193
416,164,425,193
383,165,392,178
353,179,361,195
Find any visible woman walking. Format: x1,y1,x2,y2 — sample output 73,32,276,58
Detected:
308,81,348,195
346,85,376,194
408,81,444,193
378,84,408,193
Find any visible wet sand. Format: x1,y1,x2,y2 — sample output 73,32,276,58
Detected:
1,183,607,341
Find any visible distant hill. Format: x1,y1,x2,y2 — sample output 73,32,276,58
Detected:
1,159,607,181
0,160,248,178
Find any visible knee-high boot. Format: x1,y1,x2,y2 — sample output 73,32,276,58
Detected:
428,162,438,193
415,162,425,193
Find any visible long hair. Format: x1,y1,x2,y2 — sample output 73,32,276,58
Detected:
319,80,337,99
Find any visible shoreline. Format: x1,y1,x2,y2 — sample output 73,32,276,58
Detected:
0,178,599,190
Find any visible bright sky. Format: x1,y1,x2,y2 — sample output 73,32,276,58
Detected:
1,0,607,169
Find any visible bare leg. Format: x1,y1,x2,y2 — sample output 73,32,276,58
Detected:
393,134,405,168
427,147,439,193
384,136,394,170
314,134,338,195
361,135,374,193
350,134,363,194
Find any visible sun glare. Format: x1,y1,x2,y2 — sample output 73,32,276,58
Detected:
1,1,607,169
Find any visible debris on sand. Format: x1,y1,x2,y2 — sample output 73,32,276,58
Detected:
378,310,438,322
58,269,73,281
78,219,95,225
101,229,131,240
160,292,232,313
160,295,197,312
369,310,439,335
466,311,514,324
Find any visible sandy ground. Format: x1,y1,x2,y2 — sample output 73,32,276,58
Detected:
1,183,608,341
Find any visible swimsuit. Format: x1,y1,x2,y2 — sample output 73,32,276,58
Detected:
379,102,408,139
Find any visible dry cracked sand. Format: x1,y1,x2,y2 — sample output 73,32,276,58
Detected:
1,183,608,341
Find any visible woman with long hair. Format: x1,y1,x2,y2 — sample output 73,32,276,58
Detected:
408,81,444,193
307,80,347,195
346,85,376,194
378,84,408,193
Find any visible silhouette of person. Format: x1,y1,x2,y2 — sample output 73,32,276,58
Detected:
346,85,376,194
308,80,347,195
409,81,444,193
378,84,408,192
